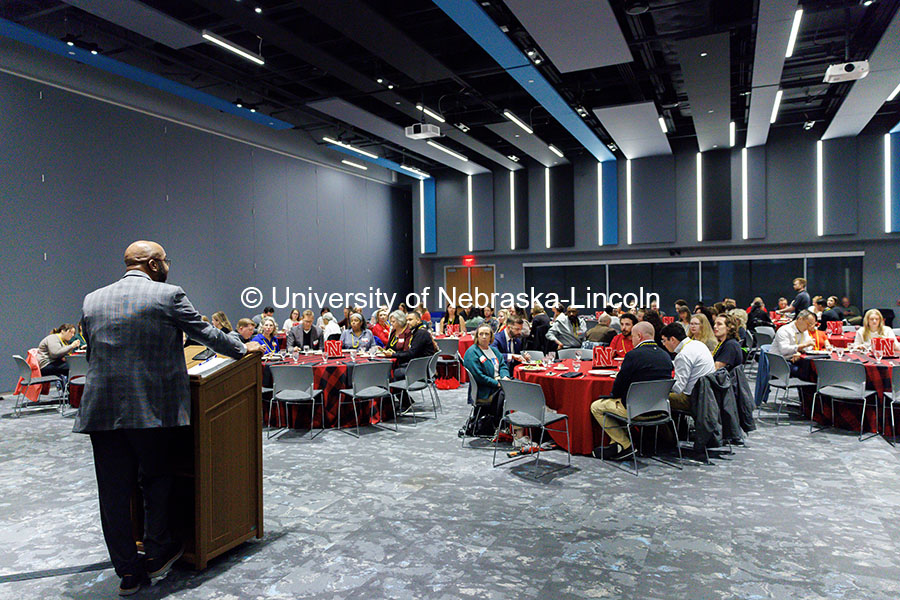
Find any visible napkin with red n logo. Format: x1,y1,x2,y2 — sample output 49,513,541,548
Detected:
593,346,614,367
325,339,342,358
826,321,843,336
873,337,894,356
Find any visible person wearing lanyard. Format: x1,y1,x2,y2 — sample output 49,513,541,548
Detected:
463,324,510,431
340,313,375,351
251,317,280,354
36,323,82,377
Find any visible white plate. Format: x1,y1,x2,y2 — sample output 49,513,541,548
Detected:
553,365,569,371
588,369,617,376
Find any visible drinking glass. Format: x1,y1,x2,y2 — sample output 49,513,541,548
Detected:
350,348,357,362
303,345,310,355
574,350,582,369
547,351,556,365
874,348,883,363
292,348,300,362
835,346,844,360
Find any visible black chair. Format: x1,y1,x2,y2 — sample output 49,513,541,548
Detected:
11,355,64,417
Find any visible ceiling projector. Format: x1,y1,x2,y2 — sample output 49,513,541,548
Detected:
823,61,869,84
405,123,441,139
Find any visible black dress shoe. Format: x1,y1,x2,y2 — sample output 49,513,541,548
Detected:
146,543,184,579
606,443,635,461
591,444,614,459
119,573,148,596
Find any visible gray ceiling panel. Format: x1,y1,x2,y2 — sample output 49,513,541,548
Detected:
675,33,731,151
485,121,570,168
504,0,631,73
822,8,900,140
62,0,202,49
747,0,799,147
307,98,489,175
592,101,671,159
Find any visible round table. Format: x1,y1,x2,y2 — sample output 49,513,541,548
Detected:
826,332,855,348
513,359,617,455
434,334,474,382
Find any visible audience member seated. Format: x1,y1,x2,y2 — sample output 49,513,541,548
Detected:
211,311,232,334
287,310,321,351
660,323,715,413
386,310,411,353
252,306,274,332
251,317,279,353
807,313,831,351
415,303,431,324
590,322,673,461
689,313,717,352
463,324,510,431
340,313,375,351
370,310,390,346
282,308,301,332
712,313,744,371
609,313,637,357
771,309,815,370
229,318,256,344
463,306,484,329
438,304,467,335
481,306,500,333
491,316,525,369
585,313,616,345
641,309,665,345
840,296,863,326
747,300,773,330
321,312,341,341
816,298,843,332
36,323,81,377
315,307,330,331
511,306,531,337
384,311,436,378
677,306,692,335
854,309,900,353
337,307,353,330
530,301,550,330
546,304,587,350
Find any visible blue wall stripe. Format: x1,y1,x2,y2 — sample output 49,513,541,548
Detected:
601,160,619,246
423,178,437,254
431,0,615,163
891,132,900,233
0,18,294,130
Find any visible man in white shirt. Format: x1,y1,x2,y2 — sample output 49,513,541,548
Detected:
771,309,815,362
660,323,715,412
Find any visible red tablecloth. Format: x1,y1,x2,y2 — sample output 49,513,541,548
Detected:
263,353,395,429
434,334,474,382
826,332,855,348
798,352,897,436
514,359,616,455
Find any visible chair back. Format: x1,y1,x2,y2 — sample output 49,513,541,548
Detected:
270,364,315,395
893,328,900,338
815,359,865,395
843,325,858,333
499,379,545,421
754,330,774,346
352,361,391,393
557,348,581,360
893,364,900,399
625,379,675,420
67,354,89,379
425,352,440,379
583,319,598,331
404,356,430,384
765,352,790,387
464,366,480,405
523,349,544,362
436,338,460,358
754,326,776,340
12,355,32,384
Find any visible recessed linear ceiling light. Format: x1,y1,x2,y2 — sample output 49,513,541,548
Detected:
548,144,564,158
400,165,431,178
700,52,708,57
658,117,668,134
729,121,736,147
785,9,803,58
322,136,378,159
503,110,533,134
416,104,446,123
201,30,265,65
426,140,468,162
341,159,367,170
770,90,784,124
887,81,900,102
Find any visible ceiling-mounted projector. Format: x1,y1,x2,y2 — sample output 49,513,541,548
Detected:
823,61,869,83
405,123,441,139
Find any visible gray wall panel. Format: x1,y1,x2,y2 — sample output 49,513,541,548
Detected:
631,155,676,244
434,171,467,255
822,138,859,236
472,172,494,252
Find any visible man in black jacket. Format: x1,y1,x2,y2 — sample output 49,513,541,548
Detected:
385,311,436,379
589,322,673,460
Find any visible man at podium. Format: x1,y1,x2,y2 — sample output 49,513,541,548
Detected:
75,240,260,596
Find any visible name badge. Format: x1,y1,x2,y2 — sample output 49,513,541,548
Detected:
479,355,487,363
398,338,405,343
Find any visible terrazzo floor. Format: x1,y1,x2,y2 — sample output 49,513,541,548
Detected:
1,383,900,599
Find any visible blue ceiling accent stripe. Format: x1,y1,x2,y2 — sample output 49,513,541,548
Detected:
423,178,437,254
892,120,900,134
328,145,431,180
431,0,615,163
601,160,619,246
0,17,294,130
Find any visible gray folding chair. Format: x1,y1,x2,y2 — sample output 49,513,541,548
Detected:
494,379,570,478
268,364,323,439
11,355,64,417
460,366,498,448
763,352,815,424
882,366,900,446
522,350,544,363
436,338,462,380
843,325,858,333
338,361,392,437
424,352,443,413
557,348,583,361
597,379,681,476
63,354,89,414
809,359,877,441
754,326,776,341
388,356,438,425
747,330,774,375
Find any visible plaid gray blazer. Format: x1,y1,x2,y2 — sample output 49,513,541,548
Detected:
74,271,246,432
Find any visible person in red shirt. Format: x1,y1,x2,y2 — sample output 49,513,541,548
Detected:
370,309,391,346
608,313,637,357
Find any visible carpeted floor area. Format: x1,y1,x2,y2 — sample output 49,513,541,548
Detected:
1,383,899,599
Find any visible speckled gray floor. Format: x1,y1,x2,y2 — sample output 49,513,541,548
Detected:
1,382,900,599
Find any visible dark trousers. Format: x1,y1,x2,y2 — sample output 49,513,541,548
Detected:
89,428,180,577
41,359,69,377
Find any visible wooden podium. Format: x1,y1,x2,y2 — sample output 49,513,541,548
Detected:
150,348,264,569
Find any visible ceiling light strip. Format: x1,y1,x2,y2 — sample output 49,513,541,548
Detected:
427,140,468,162
323,136,378,159
416,103,446,123
730,122,736,148
341,159,367,170
467,175,474,252
770,90,783,124
816,140,824,236
597,162,604,246
741,148,749,240
503,110,533,134
201,30,265,65
696,152,703,242
658,116,668,134
548,144,564,158
886,134,893,233
420,179,426,254
545,167,551,248
785,9,803,58
626,159,632,245
888,82,900,103
510,171,516,250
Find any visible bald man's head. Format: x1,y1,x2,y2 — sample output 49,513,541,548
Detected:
124,240,169,282
631,321,655,344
